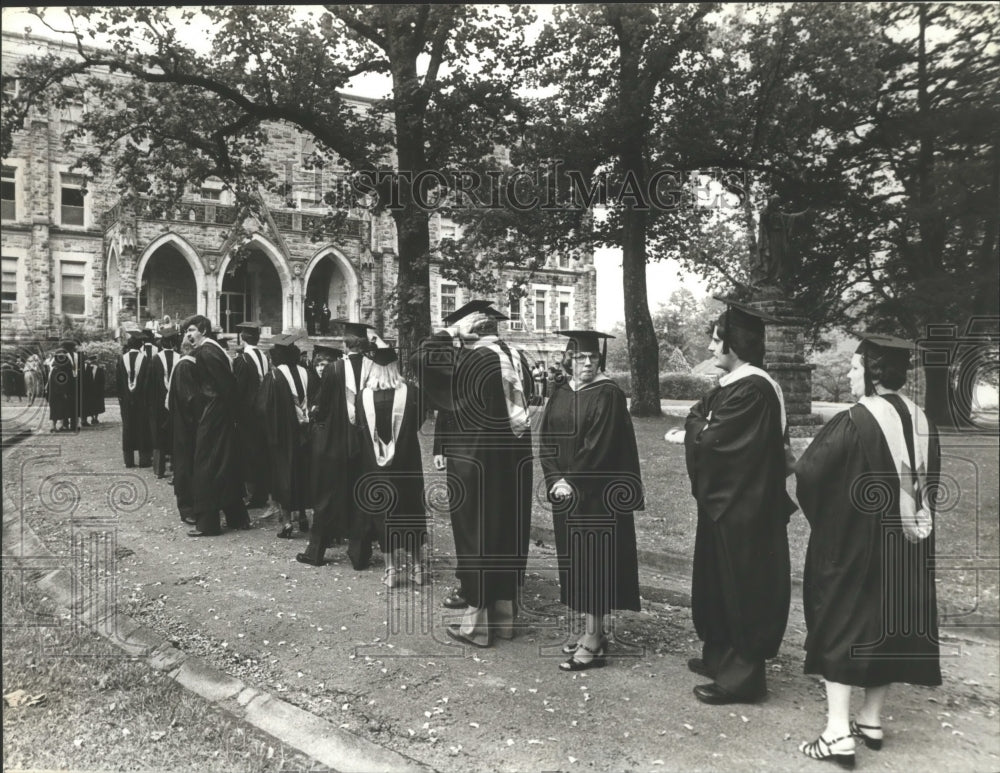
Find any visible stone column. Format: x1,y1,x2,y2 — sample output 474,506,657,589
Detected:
749,294,824,437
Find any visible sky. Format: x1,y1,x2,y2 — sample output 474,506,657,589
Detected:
3,5,712,325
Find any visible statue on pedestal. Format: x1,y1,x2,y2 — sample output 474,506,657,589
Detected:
754,195,810,290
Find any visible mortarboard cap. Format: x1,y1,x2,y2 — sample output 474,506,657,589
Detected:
442,299,509,325
558,329,614,371
235,321,261,333
158,324,179,339
331,318,374,339
312,343,343,359
270,332,301,348
854,333,914,356
712,296,784,337
368,346,398,366
59,339,78,349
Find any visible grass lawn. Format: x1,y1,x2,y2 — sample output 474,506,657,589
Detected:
2,571,328,772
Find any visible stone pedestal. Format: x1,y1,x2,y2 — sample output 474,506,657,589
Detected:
749,293,824,437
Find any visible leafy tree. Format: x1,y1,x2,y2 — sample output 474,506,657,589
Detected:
810,348,853,403
522,3,717,416
652,288,719,367
1,5,534,354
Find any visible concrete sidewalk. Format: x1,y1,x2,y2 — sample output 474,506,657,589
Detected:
2,403,998,772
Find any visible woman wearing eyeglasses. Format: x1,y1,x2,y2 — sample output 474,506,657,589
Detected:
538,330,644,671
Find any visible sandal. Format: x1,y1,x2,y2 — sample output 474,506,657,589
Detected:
276,524,294,539
561,634,609,655
383,567,400,588
850,721,883,751
559,642,607,672
799,734,855,768
409,564,429,586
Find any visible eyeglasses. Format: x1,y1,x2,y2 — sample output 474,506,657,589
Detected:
572,352,598,362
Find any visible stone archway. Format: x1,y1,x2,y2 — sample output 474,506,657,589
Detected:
135,233,207,322
217,234,292,334
304,247,359,335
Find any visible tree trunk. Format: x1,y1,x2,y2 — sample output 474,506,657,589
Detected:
622,205,662,417
392,207,431,368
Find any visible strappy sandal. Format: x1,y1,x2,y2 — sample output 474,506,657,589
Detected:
799,734,855,768
559,642,607,672
850,720,883,751
561,634,609,655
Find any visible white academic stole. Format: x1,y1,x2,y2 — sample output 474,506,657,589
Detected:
362,385,407,467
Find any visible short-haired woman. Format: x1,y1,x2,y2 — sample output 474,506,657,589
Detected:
795,335,941,768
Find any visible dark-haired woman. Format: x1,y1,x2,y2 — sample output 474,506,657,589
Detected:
539,330,643,671
795,335,941,768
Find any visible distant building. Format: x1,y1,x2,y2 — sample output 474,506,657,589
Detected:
1,31,595,361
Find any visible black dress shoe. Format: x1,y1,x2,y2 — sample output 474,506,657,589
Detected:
693,683,763,705
687,658,713,678
295,553,327,567
187,530,221,537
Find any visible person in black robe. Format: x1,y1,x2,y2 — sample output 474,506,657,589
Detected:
319,303,331,334
352,346,428,586
540,331,643,671
256,334,312,539
81,355,105,424
182,315,251,536
410,331,466,606
330,320,377,570
683,299,796,705
167,339,198,524
148,325,180,478
443,300,536,648
298,344,355,566
1,358,23,402
55,340,82,430
116,333,153,464
232,321,271,507
795,335,941,767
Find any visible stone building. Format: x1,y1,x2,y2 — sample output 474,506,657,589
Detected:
1,31,595,364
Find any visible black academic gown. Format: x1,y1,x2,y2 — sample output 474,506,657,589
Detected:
168,356,198,520
48,352,77,423
539,378,643,616
191,340,248,532
685,372,795,693
233,347,270,503
303,360,358,560
354,385,428,554
82,364,105,417
450,340,535,608
795,403,942,687
148,350,177,474
256,365,311,512
116,350,152,462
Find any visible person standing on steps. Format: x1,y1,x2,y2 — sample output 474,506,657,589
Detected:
683,299,796,705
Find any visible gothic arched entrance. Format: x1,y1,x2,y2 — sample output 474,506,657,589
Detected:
304,249,358,335
219,249,284,334
137,243,197,326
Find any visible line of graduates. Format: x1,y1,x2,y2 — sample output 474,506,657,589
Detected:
41,340,105,431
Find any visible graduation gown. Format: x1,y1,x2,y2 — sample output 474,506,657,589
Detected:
256,364,312,512
539,378,643,615
48,353,78,422
309,359,361,542
685,372,795,663
354,385,428,552
81,364,105,416
116,350,152,454
450,339,536,608
795,403,942,687
168,356,198,514
191,339,244,517
233,347,270,495
147,350,177,454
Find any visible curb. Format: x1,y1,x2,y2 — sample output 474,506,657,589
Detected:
1,440,434,773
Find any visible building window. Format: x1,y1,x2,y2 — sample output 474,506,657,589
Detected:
534,289,547,331
559,291,572,330
1,166,15,221
200,187,222,201
60,262,86,316
2,76,18,101
508,294,523,331
559,253,570,269
440,283,457,325
1,256,17,314
60,174,87,226
439,221,457,243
